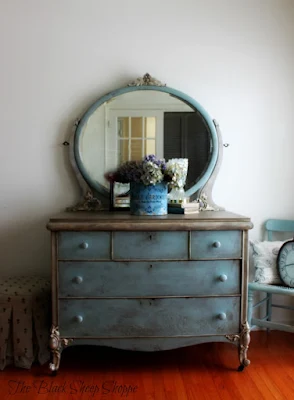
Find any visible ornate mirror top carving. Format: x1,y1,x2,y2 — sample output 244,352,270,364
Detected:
128,73,166,87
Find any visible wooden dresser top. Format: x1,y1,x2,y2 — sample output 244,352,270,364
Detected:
47,211,253,232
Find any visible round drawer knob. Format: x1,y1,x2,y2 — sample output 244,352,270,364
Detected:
218,312,227,320
80,242,89,249
213,241,221,248
73,276,83,284
74,315,83,323
219,274,228,282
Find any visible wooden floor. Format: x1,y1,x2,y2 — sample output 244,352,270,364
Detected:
1,331,294,399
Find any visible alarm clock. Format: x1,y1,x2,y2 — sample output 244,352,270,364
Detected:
277,239,294,287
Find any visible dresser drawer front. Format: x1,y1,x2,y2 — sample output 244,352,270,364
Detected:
113,231,188,259
191,231,242,259
58,260,240,297
59,297,240,337
58,232,111,260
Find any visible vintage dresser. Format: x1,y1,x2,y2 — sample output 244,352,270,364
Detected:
48,74,253,373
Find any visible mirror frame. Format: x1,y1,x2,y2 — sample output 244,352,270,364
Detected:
67,74,224,212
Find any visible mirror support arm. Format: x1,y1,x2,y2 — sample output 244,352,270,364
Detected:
66,121,106,212
197,119,225,211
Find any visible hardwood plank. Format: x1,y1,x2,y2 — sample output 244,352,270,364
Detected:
0,332,293,399
248,366,285,400
141,369,155,400
166,368,188,400
181,366,221,400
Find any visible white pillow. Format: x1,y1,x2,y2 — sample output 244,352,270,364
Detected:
250,240,284,285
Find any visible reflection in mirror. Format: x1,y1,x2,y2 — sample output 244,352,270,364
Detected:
118,116,156,163
79,90,212,192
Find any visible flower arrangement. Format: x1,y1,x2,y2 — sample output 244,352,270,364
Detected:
106,155,189,214
106,155,183,187
166,158,188,189
166,158,189,203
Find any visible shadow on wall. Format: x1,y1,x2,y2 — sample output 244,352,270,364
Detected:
0,215,52,277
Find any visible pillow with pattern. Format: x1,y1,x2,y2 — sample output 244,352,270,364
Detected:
250,240,285,284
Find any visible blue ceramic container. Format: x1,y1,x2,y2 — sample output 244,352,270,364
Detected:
130,182,168,216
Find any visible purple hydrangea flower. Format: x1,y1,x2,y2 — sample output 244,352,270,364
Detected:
106,155,179,186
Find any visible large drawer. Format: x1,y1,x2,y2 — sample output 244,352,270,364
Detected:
58,232,111,260
191,231,242,259
113,231,188,259
58,260,241,297
59,297,240,337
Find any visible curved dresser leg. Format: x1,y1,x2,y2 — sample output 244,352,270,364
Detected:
49,325,72,375
238,321,251,371
226,321,251,372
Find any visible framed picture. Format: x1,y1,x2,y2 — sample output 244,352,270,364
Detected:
109,181,130,211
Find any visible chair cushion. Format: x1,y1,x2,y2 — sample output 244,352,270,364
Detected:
250,240,284,284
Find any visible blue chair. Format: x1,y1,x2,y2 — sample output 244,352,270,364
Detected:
248,219,294,332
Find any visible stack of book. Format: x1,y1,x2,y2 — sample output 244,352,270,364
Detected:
168,202,200,214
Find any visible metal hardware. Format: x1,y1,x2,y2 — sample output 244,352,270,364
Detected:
49,325,73,373
219,274,228,282
74,315,83,323
128,73,166,87
80,242,89,249
74,118,81,127
63,141,70,146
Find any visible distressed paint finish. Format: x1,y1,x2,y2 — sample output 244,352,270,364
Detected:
58,297,240,338
48,211,253,372
113,231,188,260
58,231,111,260
191,230,242,259
58,260,241,298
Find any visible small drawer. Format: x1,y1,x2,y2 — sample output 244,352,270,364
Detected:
58,232,111,260
59,297,240,337
191,231,242,259
113,231,188,259
58,260,240,297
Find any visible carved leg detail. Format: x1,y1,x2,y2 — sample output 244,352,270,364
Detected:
49,348,61,374
238,321,251,371
226,321,251,371
49,325,72,374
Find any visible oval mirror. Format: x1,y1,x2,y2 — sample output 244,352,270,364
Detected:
71,74,220,209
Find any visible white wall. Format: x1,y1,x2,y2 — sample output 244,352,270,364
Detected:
0,0,293,277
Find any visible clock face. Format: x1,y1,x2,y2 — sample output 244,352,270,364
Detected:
278,240,294,287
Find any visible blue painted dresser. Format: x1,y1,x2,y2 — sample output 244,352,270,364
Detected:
47,210,253,372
